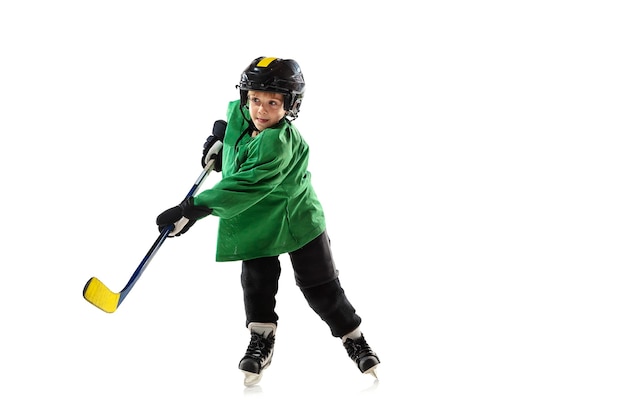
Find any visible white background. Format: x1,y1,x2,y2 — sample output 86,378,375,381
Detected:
1,1,625,415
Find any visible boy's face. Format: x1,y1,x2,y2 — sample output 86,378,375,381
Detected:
248,90,286,132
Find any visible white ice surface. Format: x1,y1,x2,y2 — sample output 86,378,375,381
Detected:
1,1,625,416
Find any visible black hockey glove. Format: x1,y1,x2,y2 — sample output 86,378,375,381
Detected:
156,197,213,237
202,119,227,171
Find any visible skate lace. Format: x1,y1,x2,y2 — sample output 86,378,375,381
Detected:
244,332,275,360
344,336,374,361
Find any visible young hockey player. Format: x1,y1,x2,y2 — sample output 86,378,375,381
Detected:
156,56,380,386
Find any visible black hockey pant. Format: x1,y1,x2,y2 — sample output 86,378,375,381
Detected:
240,231,361,338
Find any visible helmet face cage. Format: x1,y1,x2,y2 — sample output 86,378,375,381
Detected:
239,57,305,120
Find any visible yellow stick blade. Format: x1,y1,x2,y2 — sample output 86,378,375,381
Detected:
83,277,121,313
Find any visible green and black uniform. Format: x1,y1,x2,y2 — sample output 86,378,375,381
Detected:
193,101,361,337
195,100,325,261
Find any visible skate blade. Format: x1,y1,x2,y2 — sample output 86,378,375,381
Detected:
242,370,263,387
364,365,379,379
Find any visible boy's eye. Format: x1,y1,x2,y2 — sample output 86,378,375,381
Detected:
249,97,282,107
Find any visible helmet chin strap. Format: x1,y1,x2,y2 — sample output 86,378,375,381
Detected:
248,119,260,133
238,103,259,132
233,109,262,150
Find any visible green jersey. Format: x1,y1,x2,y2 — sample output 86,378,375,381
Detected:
194,100,326,261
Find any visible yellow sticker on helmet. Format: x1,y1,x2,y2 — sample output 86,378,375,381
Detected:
257,57,278,67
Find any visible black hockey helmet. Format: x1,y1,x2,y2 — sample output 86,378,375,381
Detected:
238,57,305,120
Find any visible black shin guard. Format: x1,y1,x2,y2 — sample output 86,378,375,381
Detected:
241,257,281,326
300,278,361,338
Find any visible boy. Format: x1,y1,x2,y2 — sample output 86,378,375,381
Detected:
157,57,380,386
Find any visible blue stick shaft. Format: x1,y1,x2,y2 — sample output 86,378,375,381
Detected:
116,150,220,307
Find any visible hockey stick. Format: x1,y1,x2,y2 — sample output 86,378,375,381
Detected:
83,124,225,313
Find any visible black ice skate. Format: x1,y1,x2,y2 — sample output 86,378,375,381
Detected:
238,322,276,386
343,334,380,378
